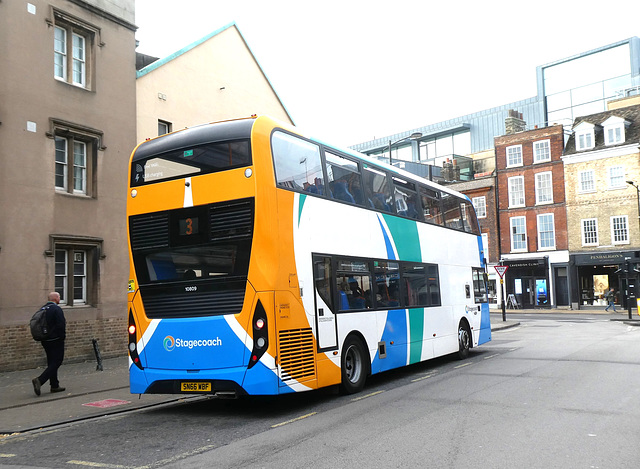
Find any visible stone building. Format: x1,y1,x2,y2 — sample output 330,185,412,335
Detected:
562,101,640,311
0,0,137,371
495,119,568,308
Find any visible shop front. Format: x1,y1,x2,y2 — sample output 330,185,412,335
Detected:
570,251,640,310
503,257,549,309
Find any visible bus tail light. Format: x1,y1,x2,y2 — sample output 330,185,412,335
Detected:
128,309,143,370
248,300,268,369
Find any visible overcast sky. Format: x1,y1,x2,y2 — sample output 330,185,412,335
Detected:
135,0,640,147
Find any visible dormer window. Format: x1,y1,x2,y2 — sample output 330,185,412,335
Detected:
602,115,629,146
573,121,596,151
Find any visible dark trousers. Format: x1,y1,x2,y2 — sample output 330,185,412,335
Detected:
37,339,65,388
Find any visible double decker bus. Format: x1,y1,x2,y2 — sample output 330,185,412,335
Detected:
126,115,490,396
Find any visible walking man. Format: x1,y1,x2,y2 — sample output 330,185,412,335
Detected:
604,287,617,313
32,292,66,395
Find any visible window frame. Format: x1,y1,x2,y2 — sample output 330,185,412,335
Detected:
533,139,551,163
578,170,595,193
608,166,625,189
47,235,103,307
534,171,553,205
506,144,523,167
537,213,556,250
472,196,487,218
52,9,98,90
508,175,525,208
611,215,629,245
510,216,527,252
576,129,595,151
581,218,599,246
158,120,172,136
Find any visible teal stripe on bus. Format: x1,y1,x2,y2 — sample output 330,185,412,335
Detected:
408,308,425,364
298,194,307,227
381,215,422,262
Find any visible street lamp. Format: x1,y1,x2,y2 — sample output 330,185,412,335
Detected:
626,180,640,221
388,131,423,165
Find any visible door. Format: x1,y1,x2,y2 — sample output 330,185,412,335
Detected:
313,256,338,350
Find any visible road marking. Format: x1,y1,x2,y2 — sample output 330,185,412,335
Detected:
351,390,384,401
483,354,499,360
454,362,472,369
271,412,317,428
67,461,130,468
0,454,16,458
412,374,436,382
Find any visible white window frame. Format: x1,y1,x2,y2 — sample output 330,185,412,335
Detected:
533,139,551,163
472,196,486,218
506,145,523,167
55,137,68,191
611,215,629,245
508,176,525,208
537,213,556,250
603,116,627,146
54,26,67,81
158,120,172,136
608,166,625,189
71,32,86,86
581,218,599,246
535,172,553,205
55,248,87,306
510,216,527,252
576,130,595,151
73,141,87,194
578,170,595,193
53,13,95,89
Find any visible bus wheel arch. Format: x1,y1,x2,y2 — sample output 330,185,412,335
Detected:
456,318,472,360
339,333,370,394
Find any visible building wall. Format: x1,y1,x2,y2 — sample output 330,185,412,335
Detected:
136,24,293,145
564,152,640,252
0,0,136,370
495,126,567,255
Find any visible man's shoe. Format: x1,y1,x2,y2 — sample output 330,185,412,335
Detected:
50,386,66,393
32,378,41,396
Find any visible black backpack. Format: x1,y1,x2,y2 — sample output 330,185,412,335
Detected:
30,305,51,341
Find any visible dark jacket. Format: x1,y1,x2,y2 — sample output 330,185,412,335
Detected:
44,301,66,340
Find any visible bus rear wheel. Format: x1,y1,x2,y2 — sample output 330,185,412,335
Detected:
457,321,471,360
340,336,367,394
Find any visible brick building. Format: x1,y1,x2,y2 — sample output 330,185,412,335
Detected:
563,101,640,310
495,113,568,308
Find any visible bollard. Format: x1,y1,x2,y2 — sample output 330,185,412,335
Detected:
92,338,104,371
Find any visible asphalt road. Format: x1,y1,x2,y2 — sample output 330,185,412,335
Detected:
1,313,639,468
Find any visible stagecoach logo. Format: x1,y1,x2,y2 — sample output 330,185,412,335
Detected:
163,335,222,351
163,336,175,352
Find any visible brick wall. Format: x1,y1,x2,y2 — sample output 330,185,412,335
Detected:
495,125,567,255
0,317,127,372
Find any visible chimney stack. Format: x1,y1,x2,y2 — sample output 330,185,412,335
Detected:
505,109,526,135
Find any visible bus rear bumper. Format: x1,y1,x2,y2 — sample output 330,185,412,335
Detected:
129,362,284,396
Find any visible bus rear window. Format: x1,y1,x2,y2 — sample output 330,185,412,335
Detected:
131,140,251,186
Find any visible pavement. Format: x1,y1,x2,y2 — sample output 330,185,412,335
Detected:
1,307,638,437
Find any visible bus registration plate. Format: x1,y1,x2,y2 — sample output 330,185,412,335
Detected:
181,382,211,392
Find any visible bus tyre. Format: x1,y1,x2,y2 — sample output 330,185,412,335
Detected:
457,322,471,360
340,336,367,394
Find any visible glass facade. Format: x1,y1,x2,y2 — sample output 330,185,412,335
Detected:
543,43,633,126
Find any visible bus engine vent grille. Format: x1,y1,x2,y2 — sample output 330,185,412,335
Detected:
209,199,254,240
130,214,169,250
278,328,316,383
141,289,246,318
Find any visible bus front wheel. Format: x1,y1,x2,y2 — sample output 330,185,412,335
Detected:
457,321,471,360
340,335,367,394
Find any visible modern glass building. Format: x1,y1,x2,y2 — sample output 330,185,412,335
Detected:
539,37,640,128
352,37,640,175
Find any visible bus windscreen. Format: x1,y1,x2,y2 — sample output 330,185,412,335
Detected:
131,140,251,186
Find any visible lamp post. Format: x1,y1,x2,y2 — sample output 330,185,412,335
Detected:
625,180,639,319
388,131,423,165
